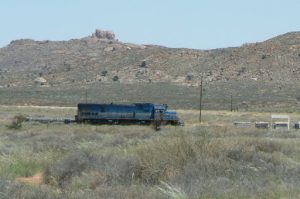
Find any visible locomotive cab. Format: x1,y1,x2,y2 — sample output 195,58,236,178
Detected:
152,104,167,120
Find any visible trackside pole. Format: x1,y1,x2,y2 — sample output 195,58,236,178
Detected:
199,76,203,123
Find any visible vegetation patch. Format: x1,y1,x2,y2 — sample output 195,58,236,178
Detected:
0,107,300,198
0,155,45,179
6,114,27,130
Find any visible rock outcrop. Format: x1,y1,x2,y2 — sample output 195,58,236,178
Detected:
34,77,47,86
91,29,116,40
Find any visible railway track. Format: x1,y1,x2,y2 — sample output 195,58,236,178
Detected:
26,116,76,124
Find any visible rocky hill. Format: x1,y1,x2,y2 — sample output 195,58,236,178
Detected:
0,29,300,111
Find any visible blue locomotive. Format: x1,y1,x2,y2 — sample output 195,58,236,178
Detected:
75,103,182,126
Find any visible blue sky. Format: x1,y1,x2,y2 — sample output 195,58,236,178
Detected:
1,0,300,49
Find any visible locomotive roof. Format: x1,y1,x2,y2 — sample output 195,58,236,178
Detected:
77,103,167,109
78,103,152,106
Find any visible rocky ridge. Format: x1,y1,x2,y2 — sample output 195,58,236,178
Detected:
0,29,300,89
1,30,300,111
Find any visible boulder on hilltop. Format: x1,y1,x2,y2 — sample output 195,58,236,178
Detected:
91,29,116,40
34,77,47,86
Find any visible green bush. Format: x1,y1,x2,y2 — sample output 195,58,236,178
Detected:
7,114,27,130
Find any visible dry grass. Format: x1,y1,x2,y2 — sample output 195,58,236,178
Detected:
0,106,300,198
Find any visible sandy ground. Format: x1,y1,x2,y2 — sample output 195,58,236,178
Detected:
16,172,44,186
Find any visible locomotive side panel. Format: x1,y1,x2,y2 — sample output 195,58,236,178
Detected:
76,103,182,125
77,103,155,123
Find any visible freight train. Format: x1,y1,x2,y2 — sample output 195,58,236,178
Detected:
75,103,183,127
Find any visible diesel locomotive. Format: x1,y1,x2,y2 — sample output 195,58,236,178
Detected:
75,103,182,126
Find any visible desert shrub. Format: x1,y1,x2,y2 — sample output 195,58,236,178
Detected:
112,75,119,81
157,181,188,199
0,178,167,199
140,61,147,68
64,185,167,199
0,153,45,179
169,152,232,198
101,70,108,76
32,134,72,152
186,74,193,81
133,131,300,198
45,150,143,188
122,129,153,140
170,140,286,197
72,132,103,142
32,130,103,152
104,135,126,147
0,178,60,199
7,114,27,130
253,140,282,153
6,159,44,178
237,66,247,76
45,150,92,187
88,155,143,186
135,132,208,185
